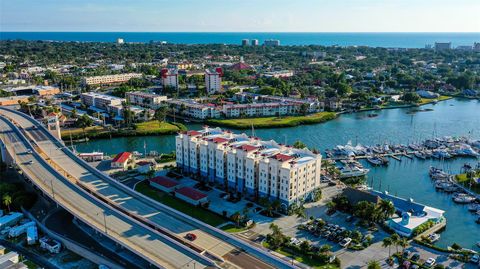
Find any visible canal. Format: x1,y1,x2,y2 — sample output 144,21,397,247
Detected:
75,98,480,249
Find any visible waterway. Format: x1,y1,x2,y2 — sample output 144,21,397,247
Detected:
74,98,480,249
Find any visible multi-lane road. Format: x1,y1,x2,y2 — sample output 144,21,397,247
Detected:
0,107,295,269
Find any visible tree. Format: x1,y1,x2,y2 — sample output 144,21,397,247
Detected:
400,92,421,103
154,106,168,126
390,233,400,254
367,260,381,269
293,140,307,149
299,240,311,253
398,237,409,254
266,223,286,249
75,114,93,139
2,194,12,212
382,237,393,257
377,199,395,221
231,212,242,227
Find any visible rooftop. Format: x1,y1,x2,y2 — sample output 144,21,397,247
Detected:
175,187,207,201
112,152,132,163
150,176,180,188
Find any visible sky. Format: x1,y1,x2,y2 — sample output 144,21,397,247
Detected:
1,0,479,32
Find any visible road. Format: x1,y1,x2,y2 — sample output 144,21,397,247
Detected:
0,115,213,269
0,107,295,269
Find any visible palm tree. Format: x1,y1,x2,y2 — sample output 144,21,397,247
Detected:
382,237,393,257
2,194,12,212
377,199,395,221
231,212,242,227
367,260,381,269
390,233,400,254
398,237,409,254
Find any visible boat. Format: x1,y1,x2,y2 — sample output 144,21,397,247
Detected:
468,204,480,212
338,166,370,179
414,151,427,160
367,156,384,166
453,194,476,204
367,113,378,118
427,233,440,243
432,149,452,159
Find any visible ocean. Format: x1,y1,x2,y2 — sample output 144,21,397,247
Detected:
1,32,479,48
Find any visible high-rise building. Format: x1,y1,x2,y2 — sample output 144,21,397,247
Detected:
251,39,259,46
116,38,125,44
434,42,451,51
175,127,322,207
473,42,480,51
241,39,249,46
205,68,223,94
264,39,280,46
160,68,179,89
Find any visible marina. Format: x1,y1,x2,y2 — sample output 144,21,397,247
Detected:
75,98,480,249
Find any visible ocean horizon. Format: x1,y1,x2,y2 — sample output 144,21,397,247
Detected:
1,32,479,48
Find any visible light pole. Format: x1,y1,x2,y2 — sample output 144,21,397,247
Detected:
97,211,107,234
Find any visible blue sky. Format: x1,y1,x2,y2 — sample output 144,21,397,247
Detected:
1,0,479,32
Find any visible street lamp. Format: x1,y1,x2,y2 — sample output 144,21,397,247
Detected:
97,211,107,234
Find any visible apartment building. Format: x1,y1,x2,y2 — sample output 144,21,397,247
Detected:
264,39,281,46
80,92,125,110
126,91,167,109
434,42,451,51
205,68,223,94
222,102,299,118
160,69,179,89
262,70,294,78
164,99,221,119
176,127,322,208
81,73,142,86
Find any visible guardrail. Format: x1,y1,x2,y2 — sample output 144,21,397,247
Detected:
0,115,216,268
0,107,297,269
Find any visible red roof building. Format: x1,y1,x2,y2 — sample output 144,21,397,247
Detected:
272,153,294,162
111,152,132,170
211,137,229,144
175,187,208,205
238,144,258,152
187,130,202,136
230,62,253,71
149,176,180,192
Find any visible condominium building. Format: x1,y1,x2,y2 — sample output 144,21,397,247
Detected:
176,127,322,208
126,91,167,109
222,102,299,118
264,39,280,46
241,39,249,46
80,92,125,110
81,73,142,86
434,42,451,51
160,69,179,89
262,70,294,78
251,39,259,46
164,99,221,119
205,68,223,94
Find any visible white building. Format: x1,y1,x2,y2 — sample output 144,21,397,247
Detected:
164,99,221,119
264,39,280,46
176,127,322,208
262,70,294,78
160,69,179,89
434,42,451,51
80,92,125,110
81,73,142,86
126,91,167,109
205,68,223,94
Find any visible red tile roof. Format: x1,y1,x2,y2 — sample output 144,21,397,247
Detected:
187,130,202,136
112,152,131,163
175,187,207,201
150,176,179,188
212,137,229,143
272,153,294,162
238,144,258,152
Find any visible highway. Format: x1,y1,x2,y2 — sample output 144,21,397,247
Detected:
0,115,214,269
0,107,296,269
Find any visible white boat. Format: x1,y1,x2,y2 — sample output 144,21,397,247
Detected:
414,151,427,160
428,233,440,243
453,194,476,204
338,166,370,178
468,204,480,212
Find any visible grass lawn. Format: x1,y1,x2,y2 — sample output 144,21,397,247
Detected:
61,120,185,140
262,242,339,269
419,95,452,105
455,173,480,194
206,112,337,129
220,223,248,233
134,121,183,134
135,181,228,227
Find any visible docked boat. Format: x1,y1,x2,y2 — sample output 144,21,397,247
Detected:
338,166,370,179
427,233,440,243
468,204,480,212
367,156,386,166
432,149,452,159
414,151,427,160
453,194,476,204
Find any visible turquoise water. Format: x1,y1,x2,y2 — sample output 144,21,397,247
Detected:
1,32,479,48
75,98,480,248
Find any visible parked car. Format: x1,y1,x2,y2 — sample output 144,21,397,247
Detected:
403,250,412,259
185,233,197,241
424,258,436,267
470,254,479,264
339,237,352,247
411,253,420,262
